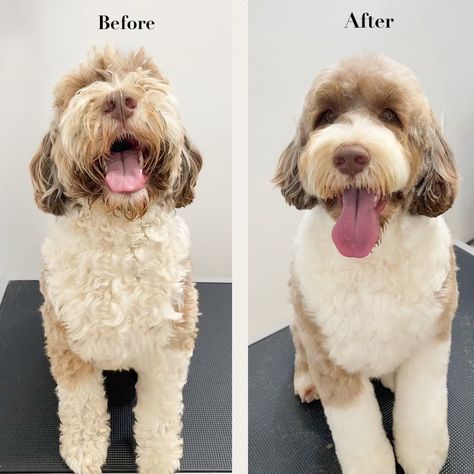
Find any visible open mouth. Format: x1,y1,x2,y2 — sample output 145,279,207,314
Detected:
331,188,389,259
105,135,148,194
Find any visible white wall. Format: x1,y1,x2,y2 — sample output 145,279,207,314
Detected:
249,0,474,342
0,0,231,298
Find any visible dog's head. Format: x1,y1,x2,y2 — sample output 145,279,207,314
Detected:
30,45,202,220
274,55,458,258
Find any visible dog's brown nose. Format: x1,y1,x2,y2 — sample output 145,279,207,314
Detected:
102,90,137,122
333,145,370,176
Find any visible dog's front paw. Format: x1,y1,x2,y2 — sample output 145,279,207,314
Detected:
294,371,319,403
340,440,396,474
396,429,449,474
135,425,183,474
136,441,182,474
59,429,109,474
137,450,181,474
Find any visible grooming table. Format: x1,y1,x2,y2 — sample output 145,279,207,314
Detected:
0,281,232,473
249,246,474,473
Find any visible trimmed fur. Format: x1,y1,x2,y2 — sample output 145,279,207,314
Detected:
31,46,200,474
274,55,458,217
276,55,459,474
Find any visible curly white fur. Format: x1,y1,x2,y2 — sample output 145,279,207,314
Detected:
42,202,195,474
43,203,191,366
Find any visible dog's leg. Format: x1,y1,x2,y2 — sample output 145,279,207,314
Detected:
322,377,396,474
134,276,198,474
292,279,395,474
42,300,109,474
134,354,190,474
380,372,395,392
296,331,395,474
291,322,319,403
393,338,450,474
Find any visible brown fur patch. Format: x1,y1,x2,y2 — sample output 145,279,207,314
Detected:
40,276,95,390
30,129,68,216
170,262,199,352
408,112,458,217
173,135,203,209
290,270,363,407
291,321,320,401
435,247,459,340
273,137,318,210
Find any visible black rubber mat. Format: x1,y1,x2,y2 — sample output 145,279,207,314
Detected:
0,281,232,473
249,246,474,473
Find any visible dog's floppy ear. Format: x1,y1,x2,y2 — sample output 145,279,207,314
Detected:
274,133,318,210
409,112,458,217
29,129,68,215
173,134,202,208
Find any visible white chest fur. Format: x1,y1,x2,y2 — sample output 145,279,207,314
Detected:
293,207,452,377
41,203,191,369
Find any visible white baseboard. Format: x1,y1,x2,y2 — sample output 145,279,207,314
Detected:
195,277,232,283
249,321,290,345
454,240,474,256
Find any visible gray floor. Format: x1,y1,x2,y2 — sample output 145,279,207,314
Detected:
0,281,231,473
249,247,474,473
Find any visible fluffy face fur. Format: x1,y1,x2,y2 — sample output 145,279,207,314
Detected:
30,47,201,474
274,55,458,235
276,56,460,474
30,45,201,220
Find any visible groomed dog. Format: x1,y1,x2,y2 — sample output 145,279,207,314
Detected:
274,55,459,474
30,46,201,474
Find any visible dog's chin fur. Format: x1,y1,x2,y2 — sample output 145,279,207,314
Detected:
102,188,151,221
29,46,202,474
275,54,459,474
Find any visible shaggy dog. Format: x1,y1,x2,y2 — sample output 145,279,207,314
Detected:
274,55,459,474
30,46,201,474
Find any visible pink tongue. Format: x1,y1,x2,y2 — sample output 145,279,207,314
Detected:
105,150,147,193
331,189,380,258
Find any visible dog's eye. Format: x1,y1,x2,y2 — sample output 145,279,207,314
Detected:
381,108,398,122
323,110,338,123
314,109,338,128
